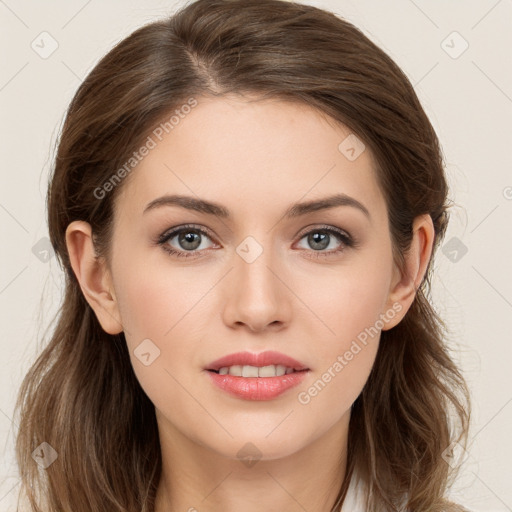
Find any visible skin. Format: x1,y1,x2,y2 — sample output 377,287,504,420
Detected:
66,94,434,512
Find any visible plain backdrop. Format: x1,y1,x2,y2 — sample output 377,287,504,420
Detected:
1,1,511,510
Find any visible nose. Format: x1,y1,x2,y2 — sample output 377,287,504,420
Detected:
221,240,292,333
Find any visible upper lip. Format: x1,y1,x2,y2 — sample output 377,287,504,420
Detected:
205,351,309,372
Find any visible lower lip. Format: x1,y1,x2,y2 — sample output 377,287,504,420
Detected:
205,370,309,400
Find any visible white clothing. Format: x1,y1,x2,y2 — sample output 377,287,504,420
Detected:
339,472,366,511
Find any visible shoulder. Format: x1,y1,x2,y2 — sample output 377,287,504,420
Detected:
340,473,473,512
441,502,474,512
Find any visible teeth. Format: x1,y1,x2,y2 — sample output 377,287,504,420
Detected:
259,365,281,377
217,364,296,377
275,365,287,377
242,365,259,377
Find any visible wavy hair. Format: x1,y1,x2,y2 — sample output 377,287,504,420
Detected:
14,1,470,510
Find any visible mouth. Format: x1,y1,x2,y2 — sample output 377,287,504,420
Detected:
204,351,310,400
207,365,308,377
205,350,310,374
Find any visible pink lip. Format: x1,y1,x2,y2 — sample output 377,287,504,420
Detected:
204,350,310,401
205,350,309,372
206,371,308,400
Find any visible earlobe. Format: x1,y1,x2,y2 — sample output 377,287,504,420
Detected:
65,221,123,335
382,214,435,330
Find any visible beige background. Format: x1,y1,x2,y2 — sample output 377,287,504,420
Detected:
1,0,511,510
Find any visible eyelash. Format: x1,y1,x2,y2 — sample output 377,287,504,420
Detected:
156,223,356,260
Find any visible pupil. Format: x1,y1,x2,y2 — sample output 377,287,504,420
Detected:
179,231,201,250
309,232,329,250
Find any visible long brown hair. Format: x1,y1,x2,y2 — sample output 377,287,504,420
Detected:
14,1,470,510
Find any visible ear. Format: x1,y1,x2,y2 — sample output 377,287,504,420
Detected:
381,214,435,330
65,220,123,334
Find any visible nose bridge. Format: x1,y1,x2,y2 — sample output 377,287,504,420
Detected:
222,233,290,331
236,234,275,294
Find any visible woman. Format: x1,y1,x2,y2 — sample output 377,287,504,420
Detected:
14,0,471,510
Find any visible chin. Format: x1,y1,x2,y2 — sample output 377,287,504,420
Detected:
206,427,317,463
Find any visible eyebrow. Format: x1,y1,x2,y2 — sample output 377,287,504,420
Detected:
143,193,371,220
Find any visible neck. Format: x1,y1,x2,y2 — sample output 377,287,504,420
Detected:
154,410,350,512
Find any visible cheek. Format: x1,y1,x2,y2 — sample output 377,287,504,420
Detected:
295,339,378,439
296,256,392,353
112,272,198,421
111,254,216,386
293,288,383,431
291,253,391,419
113,251,208,341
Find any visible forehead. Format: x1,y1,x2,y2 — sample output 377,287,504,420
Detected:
114,94,387,222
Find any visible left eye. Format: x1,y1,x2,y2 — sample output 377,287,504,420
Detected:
295,228,352,252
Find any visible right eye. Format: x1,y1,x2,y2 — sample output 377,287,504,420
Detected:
157,224,218,258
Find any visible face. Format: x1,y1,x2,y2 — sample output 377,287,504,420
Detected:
105,95,402,461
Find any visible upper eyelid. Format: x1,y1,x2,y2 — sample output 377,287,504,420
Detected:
296,224,351,238
158,224,217,242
